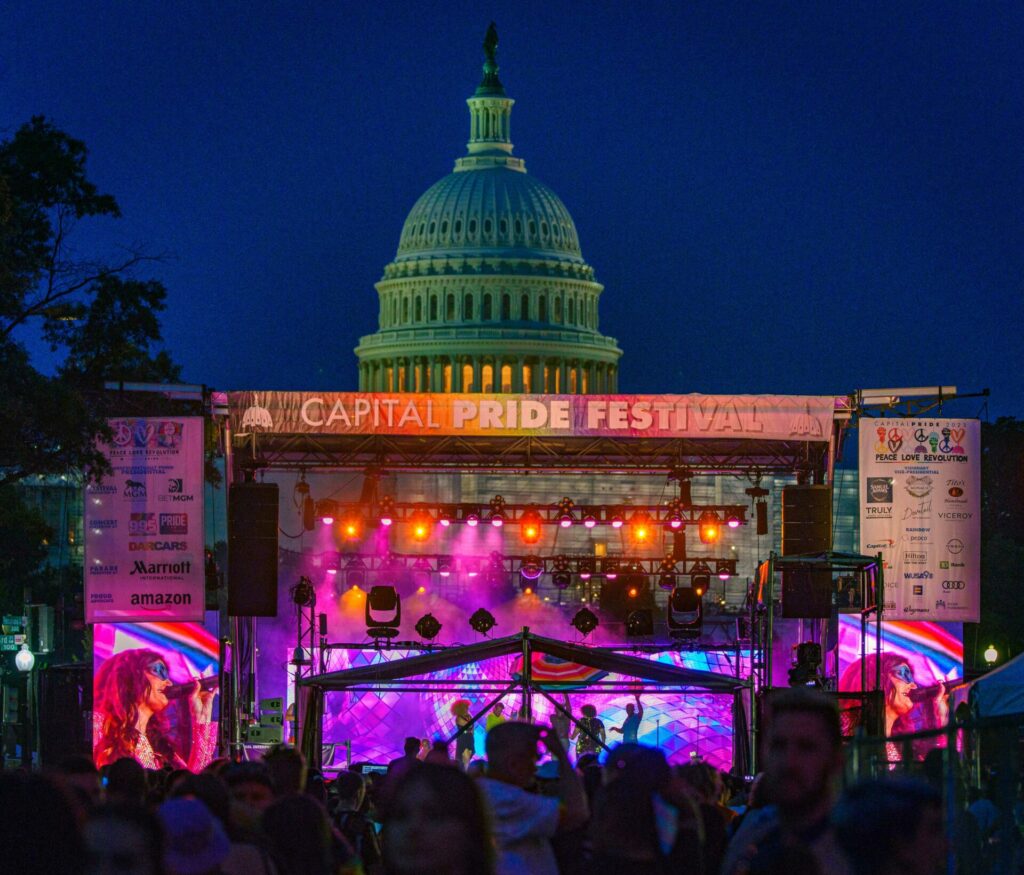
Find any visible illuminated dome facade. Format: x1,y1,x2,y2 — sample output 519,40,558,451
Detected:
355,28,621,393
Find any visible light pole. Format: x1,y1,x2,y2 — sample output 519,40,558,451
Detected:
16,644,35,767
983,644,999,667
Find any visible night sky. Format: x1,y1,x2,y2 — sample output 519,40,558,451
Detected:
4,3,1021,417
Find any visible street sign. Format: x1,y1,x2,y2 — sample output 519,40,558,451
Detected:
0,634,27,651
2,616,25,628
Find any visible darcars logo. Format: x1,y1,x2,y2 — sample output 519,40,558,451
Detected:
128,541,188,551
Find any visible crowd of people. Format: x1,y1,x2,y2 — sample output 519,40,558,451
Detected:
2,687,1020,874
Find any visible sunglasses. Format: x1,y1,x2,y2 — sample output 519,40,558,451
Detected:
891,664,915,685
147,661,170,681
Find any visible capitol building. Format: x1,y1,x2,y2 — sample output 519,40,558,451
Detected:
355,28,622,396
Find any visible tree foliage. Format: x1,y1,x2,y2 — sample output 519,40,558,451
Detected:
0,116,180,489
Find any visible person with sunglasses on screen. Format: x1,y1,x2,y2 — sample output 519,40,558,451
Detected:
93,648,217,771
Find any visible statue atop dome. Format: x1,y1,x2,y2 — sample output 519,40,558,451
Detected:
478,22,504,94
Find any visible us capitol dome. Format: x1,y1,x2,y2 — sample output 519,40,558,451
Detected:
355,25,622,394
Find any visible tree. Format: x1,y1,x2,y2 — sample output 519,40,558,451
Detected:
0,116,180,488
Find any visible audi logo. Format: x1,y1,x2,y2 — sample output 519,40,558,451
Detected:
942,580,966,590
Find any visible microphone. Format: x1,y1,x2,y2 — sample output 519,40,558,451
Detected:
164,675,220,700
909,681,949,704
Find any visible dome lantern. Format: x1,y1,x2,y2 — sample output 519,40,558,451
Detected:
459,23,523,172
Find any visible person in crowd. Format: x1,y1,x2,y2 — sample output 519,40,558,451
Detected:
832,778,947,875
94,648,217,771
222,761,276,839
424,740,453,765
485,701,509,733
722,687,852,875
330,769,383,871
388,736,423,775
104,756,149,805
569,703,605,759
589,744,704,875
451,699,475,767
56,754,103,809
262,793,355,875
85,803,166,875
466,758,488,779
262,744,307,797
676,760,734,871
1,771,85,875
549,693,571,752
478,721,588,875
610,693,644,744
158,797,231,875
382,761,495,875
168,772,277,875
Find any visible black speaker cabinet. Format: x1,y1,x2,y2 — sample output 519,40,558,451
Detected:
781,568,834,618
228,483,280,617
781,485,832,555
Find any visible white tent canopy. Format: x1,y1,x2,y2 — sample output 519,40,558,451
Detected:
969,651,1024,718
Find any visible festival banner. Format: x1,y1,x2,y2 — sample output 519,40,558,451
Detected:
858,419,980,622
84,417,205,623
230,391,839,441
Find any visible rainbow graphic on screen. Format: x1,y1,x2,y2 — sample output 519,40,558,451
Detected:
318,647,747,772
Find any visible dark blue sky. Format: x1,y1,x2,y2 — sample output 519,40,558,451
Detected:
4,3,1021,416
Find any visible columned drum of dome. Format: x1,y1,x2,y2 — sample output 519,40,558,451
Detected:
355,25,622,394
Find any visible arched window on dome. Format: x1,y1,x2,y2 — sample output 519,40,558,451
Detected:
501,294,511,321
391,298,397,326
568,298,575,324
446,293,455,321
501,364,512,393
481,364,494,393
443,362,452,392
482,294,492,321
569,367,578,394
464,293,473,321
539,296,547,322
430,295,438,321
521,293,530,320
462,362,474,392
415,297,422,322
554,296,563,323
402,297,409,323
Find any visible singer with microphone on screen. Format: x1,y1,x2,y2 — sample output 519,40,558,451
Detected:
93,648,218,770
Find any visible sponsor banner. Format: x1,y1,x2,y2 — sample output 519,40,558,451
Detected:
93,620,219,770
229,391,839,440
859,419,980,622
84,418,205,623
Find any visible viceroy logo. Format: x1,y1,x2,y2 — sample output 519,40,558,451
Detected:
123,479,147,498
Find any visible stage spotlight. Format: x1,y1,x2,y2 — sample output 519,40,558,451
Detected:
629,511,654,544
520,555,543,580
415,613,442,641
726,512,742,529
469,608,496,636
552,571,572,590
628,585,639,598
627,609,654,637
602,559,619,581
412,557,432,587
715,560,733,581
691,574,710,597
439,509,452,528
578,558,594,580
570,608,599,637
553,555,571,573
465,512,480,527
437,556,453,578
345,557,367,589
290,576,315,607
325,554,340,576
378,496,396,527
582,512,597,529
658,558,676,590
410,508,433,541
489,495,507,527
557,497,575,528
610,511,624,529
667,586,702,639
698,511,721,544
464,559,480,578
317,499,338,526
366,585,401,638
340,511,363,541
520,509,543,544
667,513,683,530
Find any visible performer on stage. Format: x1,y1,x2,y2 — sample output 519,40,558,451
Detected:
93,648,217,771
570,703,605,758
550,693,571,751
610,693,644,744
451,699,475,767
